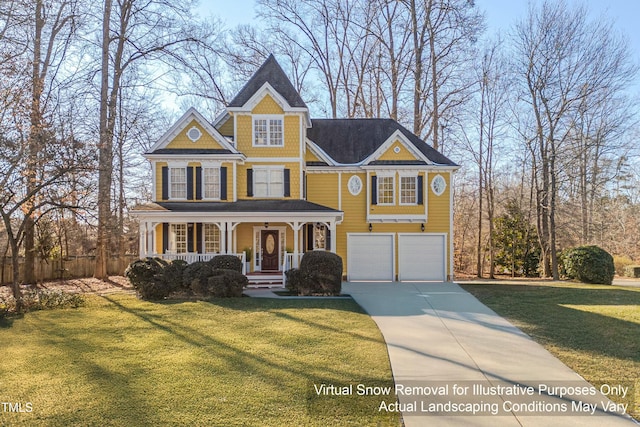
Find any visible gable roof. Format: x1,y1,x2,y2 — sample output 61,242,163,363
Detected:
306,119,458,166
227,54,307,109
146,107,239,155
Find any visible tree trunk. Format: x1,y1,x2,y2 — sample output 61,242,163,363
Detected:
94,0,113,279
24,0,45,285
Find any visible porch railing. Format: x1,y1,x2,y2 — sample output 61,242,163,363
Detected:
157,252,247,275
282,252,303,284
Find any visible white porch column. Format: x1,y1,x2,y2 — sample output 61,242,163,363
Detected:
291,221,302,268
139,221,146,258
218,223,226,254
147,222,155,256
329,221,337,253
226,222,239,254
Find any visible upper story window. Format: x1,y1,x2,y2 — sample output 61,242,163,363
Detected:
253,116,283,146
377,175,395,205
203,167,220,199
254,166,284,197
170,167,187,199
400,176,417,205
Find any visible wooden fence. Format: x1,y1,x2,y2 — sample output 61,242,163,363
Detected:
1,255,139,284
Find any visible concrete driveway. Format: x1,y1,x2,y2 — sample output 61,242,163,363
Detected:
343,281,638,427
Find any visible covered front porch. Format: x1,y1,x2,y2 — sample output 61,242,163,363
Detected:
131,200,344,286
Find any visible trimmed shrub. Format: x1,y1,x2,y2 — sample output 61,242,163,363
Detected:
624,265,640,278
285,268,307,294
295,251,343,296
191,269,247,297
183,261,216,290
161,259,188,291
210,254,243,273
125,257,172,299
561,246,615,285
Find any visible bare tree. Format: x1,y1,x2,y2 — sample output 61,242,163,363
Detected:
513,0,637,279
94,0,209,278
404,0,483,146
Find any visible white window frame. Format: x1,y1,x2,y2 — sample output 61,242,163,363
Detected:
169,223,187,253
252,115,284,147
253,166,284,198
400,176,418,205
202,167,221,200
169,167,187,200
377,175,395,205
313,224,327,250
203,224,220,254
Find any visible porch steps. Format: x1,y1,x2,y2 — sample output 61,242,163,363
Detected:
246,272,284,288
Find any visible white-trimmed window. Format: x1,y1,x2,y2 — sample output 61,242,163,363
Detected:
313,224,327,250
203,224,220,253
400,176,417,205
203,167,220,199
253,116,283,146
377,175,395,205
254,167,284,197
170,168,187,199
169,224,187,253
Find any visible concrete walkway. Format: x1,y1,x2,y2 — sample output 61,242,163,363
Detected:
343,281,638,427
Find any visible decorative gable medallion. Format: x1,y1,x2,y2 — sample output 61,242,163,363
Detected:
431,175,446,196
348,175,362,196
187,126,202,142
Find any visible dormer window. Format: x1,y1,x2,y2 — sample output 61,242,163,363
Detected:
253,116,283,146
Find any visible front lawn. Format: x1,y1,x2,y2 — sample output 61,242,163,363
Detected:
0,294,400,426
459,281,640,421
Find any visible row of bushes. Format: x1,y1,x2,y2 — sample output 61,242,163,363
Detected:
0,289,85,318
125,255,247,300
286,251,343,296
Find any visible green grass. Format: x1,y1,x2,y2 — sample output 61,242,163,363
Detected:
0,294,400,426
459,281,640,420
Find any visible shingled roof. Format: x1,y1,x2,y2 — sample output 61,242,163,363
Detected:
228,54,307,109
156,200,341,213
306,119,458,166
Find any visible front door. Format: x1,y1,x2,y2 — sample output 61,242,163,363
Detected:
261,230,279,271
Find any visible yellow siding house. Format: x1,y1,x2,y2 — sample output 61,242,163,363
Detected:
132,55,459,284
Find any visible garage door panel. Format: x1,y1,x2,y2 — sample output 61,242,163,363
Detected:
399,234,445,281
348,234,393,281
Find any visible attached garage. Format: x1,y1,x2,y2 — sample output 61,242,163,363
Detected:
398,233,446,281
347,233,394,281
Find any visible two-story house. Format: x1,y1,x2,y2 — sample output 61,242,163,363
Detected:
132,55,459,284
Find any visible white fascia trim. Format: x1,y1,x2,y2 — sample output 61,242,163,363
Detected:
244,157,301,163
144,154,246,162
147,107,240,154
367,214,427,223
131,210,344,224
305,139,336,166
362,130,433,165
226,82,288,111
226,82,312,127
212,110,230,128
361,164,460,172
306,167,363,173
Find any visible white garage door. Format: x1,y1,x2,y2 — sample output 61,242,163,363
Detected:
398,234,445,281
347,234,394,281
